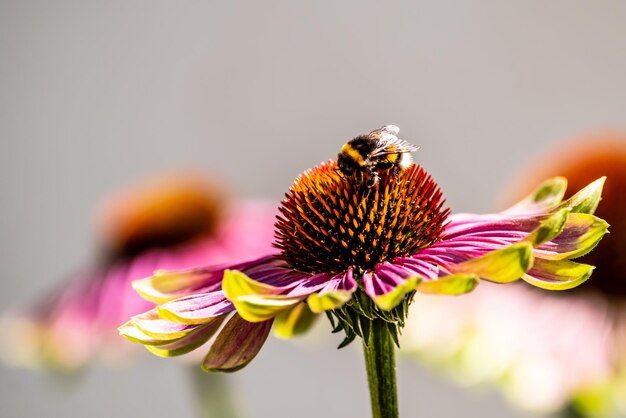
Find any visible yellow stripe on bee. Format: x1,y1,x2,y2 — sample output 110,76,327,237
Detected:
342,143,365,165
386,148,399,163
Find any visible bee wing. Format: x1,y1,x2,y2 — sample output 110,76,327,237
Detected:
368,126,419,158
376,125,400,136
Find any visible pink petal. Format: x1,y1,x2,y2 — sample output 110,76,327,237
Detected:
202,315,273,372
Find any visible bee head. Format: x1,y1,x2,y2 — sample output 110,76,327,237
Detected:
337,153,357,176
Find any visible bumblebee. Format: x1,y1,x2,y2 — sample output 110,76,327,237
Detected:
337,125,418,186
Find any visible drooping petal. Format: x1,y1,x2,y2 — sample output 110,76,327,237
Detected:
363,264,422,310
157,292,233,324
131,257,275,304
119,310,228,356
450,242,534,283
144,316,226,358
522,258,594,290
523,208,570,247
503,176,605,216
129,308,201,340
273,303,318,339
118,320,170,346
503,176,567,214
534,213,609,260
202,315,272,372
307,270,357,313
416,273,479,295
222,270,307,322
132,267,227,304
220,256,342,322
556,177,605,215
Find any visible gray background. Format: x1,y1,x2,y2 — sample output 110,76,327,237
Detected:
2,1,626,417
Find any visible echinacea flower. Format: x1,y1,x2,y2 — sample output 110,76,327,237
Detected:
0,172,276,372
120,126,609,418
402,134,626,418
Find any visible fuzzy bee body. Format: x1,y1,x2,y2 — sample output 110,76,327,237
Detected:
337,125,418,186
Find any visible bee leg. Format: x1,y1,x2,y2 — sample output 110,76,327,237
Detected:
366,168,380,188
391,164,401,180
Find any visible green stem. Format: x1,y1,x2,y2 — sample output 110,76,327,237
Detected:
362,319,399,418
187,366,240,418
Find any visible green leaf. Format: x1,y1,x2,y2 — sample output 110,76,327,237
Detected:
417,273,479,295
452,242,533,283
371,276,420,311
273,303,318,339
222,270,302,322
523,258,594,290
557,177,606,214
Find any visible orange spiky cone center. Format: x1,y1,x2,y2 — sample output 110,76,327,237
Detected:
274,161,449,274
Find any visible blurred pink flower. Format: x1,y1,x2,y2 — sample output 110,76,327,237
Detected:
0,172,277,372
403,134,626,417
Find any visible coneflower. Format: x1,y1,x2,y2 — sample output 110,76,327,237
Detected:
1,172,276,372
121,127,609,418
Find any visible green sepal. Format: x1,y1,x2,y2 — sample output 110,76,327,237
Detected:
273,303,318,339
452,242,533,283
524,208,570,247
417,273,479,295
371,276,421,311
222,270,302,322
350,290,375,320
337,332,357,349
307,290,353,313
557,177,605,214
359,314,372,343
523,258,594,290
325,289,414,349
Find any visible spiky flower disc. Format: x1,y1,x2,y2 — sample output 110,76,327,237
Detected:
275,161,449,275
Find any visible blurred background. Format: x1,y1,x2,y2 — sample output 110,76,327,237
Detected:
2,1,626,417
